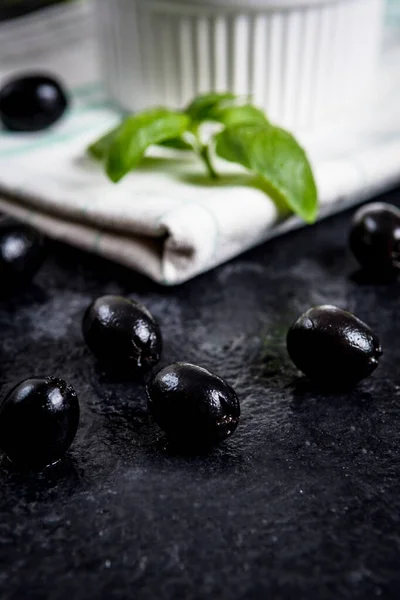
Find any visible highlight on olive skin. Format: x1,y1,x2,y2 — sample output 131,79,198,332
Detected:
0,377,80,469
82,295,163,377
0,218,46,291
286,305,382,388
147,362,241,448
350,202,400,278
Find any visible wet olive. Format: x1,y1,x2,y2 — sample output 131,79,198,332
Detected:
0,218,46,290
0,377,80,469
0,74,68,131
350,202,400,277
287,305,382,387
82,295,162,377
147,362,240,447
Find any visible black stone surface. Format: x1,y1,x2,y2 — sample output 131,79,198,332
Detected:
1,188,400,600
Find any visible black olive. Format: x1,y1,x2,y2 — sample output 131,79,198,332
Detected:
82,295,162,377
0,377,80,469
0,74,68,132
0,218,46,291
287,305,382,388
147,362,240,447
350,202,400,277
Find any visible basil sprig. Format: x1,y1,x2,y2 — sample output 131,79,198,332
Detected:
88,93,318,223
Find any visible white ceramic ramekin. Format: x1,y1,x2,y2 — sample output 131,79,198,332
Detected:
96,0,385,132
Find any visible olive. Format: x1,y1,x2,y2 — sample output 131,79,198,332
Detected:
0,74,68,132
0,218,46,290
82,295,162,377
287,305,382,387
0,377,80,469
350,202,400,277
147,362,240,447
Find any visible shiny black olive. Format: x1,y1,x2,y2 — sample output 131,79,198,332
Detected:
287,305,382,388
82,295,162,377
0,377,80,469
0,218,46,290
147,362,240,447
350,202,400,277
0,74,68,132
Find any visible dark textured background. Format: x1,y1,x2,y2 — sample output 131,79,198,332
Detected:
0,1,70,22
1,189,400,600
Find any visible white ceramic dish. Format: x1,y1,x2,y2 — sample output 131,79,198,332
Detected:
97,0,385,133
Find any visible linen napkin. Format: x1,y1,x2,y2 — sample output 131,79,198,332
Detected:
0,4,400,285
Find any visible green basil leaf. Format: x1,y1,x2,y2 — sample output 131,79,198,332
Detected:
214,105,268,127
106,109,190,182
186,92,237,123
88,127,118,161
158,137,193,151
215,124,318,223
89,129,192,159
